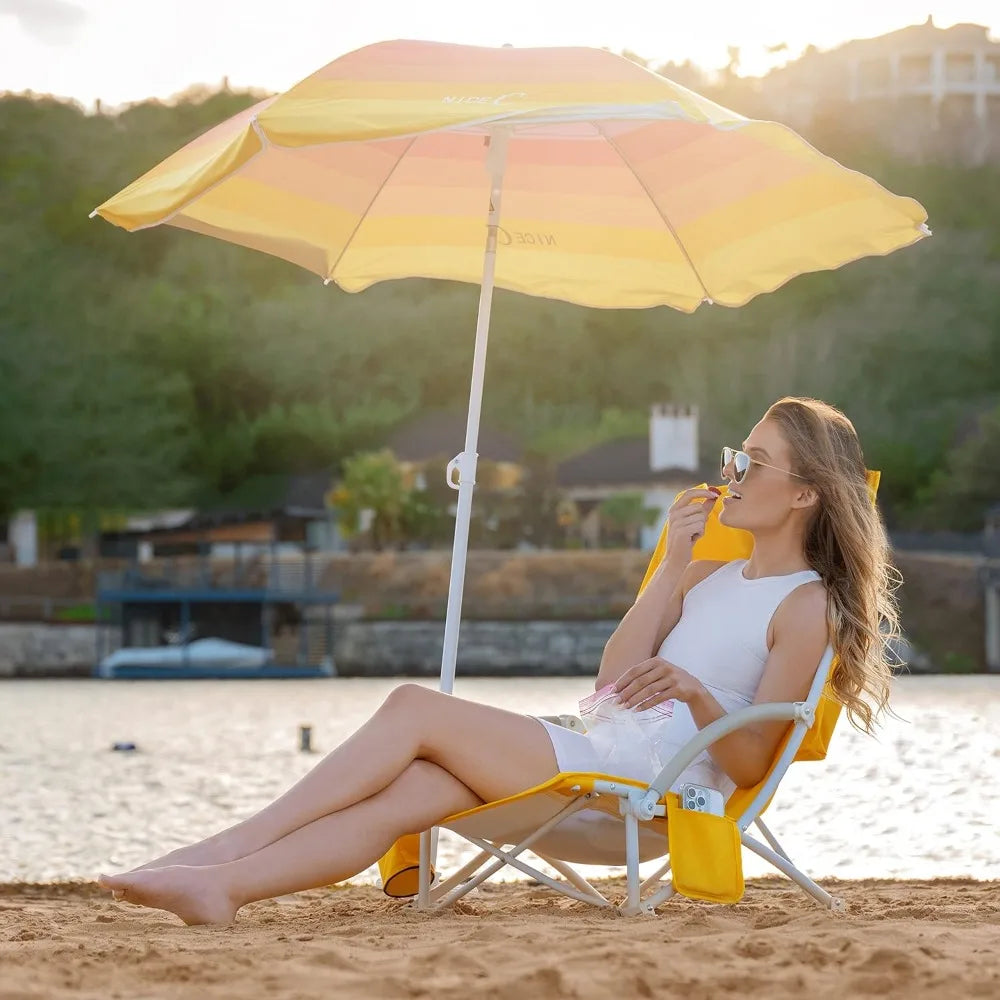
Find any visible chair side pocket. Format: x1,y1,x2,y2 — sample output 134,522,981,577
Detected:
666,794,744,904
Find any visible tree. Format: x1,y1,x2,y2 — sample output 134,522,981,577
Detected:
911,404,1000,532
2,89,1000,540
327,450,426,551
598,494,661,548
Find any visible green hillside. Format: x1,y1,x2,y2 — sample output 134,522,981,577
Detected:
1,89,998,531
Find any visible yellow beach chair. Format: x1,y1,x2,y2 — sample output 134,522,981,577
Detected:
379,473,880,915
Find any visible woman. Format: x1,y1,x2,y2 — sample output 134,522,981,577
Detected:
98,397,898,924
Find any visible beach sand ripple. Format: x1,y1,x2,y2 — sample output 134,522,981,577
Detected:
2,878,998,999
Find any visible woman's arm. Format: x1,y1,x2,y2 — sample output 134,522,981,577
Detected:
596,556,685,690
595,488,721,691
614,581,830,788
596,557,722,690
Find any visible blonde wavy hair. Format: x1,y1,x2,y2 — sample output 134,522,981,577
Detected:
764,397,900,734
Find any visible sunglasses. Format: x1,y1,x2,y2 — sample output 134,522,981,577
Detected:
721,446,807,485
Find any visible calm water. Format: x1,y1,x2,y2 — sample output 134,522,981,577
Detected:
1,675,998,884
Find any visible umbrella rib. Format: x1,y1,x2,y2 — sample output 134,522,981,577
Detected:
325,135,420,283
591,121,713,305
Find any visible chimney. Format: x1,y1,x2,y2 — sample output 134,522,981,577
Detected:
649,404,699,473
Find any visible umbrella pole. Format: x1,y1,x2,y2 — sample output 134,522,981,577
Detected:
426,129,509,877
439,128,510,696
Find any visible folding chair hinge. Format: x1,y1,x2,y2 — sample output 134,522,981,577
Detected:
793,701,815,726
621,787,660,821
638,789,662,820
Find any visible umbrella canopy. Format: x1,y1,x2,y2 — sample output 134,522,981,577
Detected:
92,39,930,698
93,40,928,313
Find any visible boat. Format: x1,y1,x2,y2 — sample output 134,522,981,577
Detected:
94,637,335,680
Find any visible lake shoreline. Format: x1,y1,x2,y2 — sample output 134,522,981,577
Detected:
0,620,949,678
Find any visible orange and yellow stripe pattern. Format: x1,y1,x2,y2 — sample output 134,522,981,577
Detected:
94,40,928,311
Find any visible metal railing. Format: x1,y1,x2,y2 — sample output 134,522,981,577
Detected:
0,596,107,623
96,551,339,598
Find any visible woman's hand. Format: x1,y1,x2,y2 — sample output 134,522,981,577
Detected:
613,657,705,710
664,488,720,566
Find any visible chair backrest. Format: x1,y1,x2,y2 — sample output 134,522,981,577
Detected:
638,472,881,817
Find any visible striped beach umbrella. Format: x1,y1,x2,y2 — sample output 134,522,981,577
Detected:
92,40,929,692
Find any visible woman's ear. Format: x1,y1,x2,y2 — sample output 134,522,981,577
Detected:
791,486,820,510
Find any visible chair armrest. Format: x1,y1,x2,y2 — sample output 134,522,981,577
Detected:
537,714,587,733
639,701,815,816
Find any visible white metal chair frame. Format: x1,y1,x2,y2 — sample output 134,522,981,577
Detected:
412,646,843,916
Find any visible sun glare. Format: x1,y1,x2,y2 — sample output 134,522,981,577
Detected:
0,1,996,107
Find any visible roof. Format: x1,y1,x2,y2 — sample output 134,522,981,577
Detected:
193,473,331,523
387,411,523,463
765,18,995,83
838,19,993,55
556,436,711,489
104,474,332,539
123,509,196,532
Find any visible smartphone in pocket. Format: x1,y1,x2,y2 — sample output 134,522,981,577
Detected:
679,782,725,816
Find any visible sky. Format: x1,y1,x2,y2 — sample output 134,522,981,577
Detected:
1,0,998,109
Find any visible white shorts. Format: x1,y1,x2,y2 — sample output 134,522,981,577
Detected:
530,718,667,863
535,717,652,783
534,717,731,798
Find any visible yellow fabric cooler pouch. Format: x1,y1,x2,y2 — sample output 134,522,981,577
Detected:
378,833,435,898
666,794,745,904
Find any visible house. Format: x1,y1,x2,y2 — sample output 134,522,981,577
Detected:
95,473,341,673
556,404,714,550
759,17,1000,165
99,472,339,560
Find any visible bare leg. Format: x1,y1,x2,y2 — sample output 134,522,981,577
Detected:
100,760,482,924
131,685,558,870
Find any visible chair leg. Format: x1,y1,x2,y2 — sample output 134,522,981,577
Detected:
416,830,432,909
754,817,792,862
428,849,493,903
459,838,613,907
535,854,612,905
741,833,844,911
433,796,603,909
433,848,511,908
640,858,672,892
639,880,676,910
618,811,648,916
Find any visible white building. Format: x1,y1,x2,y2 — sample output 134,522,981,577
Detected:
761,17,1000,164
556,404,709,550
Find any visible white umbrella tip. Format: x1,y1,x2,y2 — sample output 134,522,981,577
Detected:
323,277,332,286
920,223,932,236
88,209,98,219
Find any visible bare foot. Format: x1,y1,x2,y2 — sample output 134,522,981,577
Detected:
98,866,239,926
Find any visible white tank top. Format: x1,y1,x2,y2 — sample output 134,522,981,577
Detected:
655,558,822,801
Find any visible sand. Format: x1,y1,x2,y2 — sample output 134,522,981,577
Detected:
2,878,998,999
